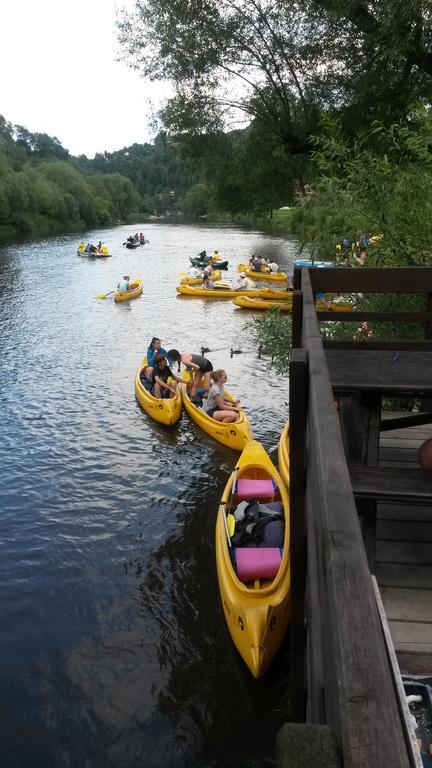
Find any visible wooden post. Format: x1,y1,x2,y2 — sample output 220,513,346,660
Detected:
289,349,309,721
292,291,303,349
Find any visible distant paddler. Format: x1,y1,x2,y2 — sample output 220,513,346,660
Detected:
118,274,132,292
235,272,255,291
211,250,222,261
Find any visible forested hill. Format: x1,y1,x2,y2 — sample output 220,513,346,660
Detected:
0,116,197,242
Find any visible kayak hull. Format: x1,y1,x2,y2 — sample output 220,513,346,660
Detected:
190,258,229,270
126,242,140,249
245,269,288,282
115,279,143,302
278,421,290,489
177,285,293,300
77,248,111,257
180,270,222,285
180,381,252,452
216,440,291,677
233,297,292,312
135,358,182,426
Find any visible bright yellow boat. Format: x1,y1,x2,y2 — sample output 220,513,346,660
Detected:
233,296,293,312
179,379,252,452
135,357,182,426
176,285,292,300
244,269,288,282
278,421,289,489
216,440,291,677
77,243,111,257
180,270,222,285
114,279,143,303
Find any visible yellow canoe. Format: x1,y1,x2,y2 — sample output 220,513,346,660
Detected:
233,296,293,312
135,357,182,426
176,284,292,300
179,380,252,452
245,269,288,282
180,270,222,285
216,440,291,677
115,279,143,302
278,421,289,489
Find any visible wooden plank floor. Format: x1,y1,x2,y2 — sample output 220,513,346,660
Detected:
375,416,432,661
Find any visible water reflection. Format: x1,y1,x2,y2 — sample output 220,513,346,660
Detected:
0,222,295,767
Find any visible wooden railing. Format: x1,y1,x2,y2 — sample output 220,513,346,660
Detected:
284,267,432,768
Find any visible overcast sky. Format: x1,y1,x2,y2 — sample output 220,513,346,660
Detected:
0,0,170,157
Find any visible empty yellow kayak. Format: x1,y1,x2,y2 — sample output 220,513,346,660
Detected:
233,296,293,312
180,270,222,285
115,279,143,303
179,380,252,452
278,421,289,489
135,357,182,426
176,285,292,300
216,440,291,677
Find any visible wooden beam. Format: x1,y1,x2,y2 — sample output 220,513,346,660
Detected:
317,311,432,322
308,267,432,294
292,291,303,349
301,268,411,767
381,412,432,431
289,349,309,721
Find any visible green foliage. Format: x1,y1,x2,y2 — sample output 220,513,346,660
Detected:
0,115,142,241
245,309,292,374
292,106,432,265
181,183,214,217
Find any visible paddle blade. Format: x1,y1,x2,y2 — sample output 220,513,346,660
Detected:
96,294,107,299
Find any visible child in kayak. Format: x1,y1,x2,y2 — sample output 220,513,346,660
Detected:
147,337,167,366
151,354,184,399
140,364,154,391
167,350,213,399
205,370,240,423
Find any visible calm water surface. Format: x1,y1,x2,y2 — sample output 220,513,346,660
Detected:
0,223,297,768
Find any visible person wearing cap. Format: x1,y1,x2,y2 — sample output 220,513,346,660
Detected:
236,272,254,290
118,275,131,292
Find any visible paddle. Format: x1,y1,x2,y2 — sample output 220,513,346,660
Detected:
220,503,233,548
96,289,115,299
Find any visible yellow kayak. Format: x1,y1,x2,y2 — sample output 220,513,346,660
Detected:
77,243,111,257
176,284,292,300
216,440,291,677
135,357,182,426
179,380,252,452
233,296,293,312
115,279,143,302
245,269,288,282
278,421,289,489
180,270,222,285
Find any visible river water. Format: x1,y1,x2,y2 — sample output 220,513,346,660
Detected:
0,222,297,768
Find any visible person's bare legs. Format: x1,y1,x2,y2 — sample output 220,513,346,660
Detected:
191,371,202,397
213,410,238,423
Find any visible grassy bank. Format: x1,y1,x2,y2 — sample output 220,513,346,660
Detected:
209,208,293,234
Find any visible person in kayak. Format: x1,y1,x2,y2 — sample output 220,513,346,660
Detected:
147,337,168,366
267,261,279,273
205,370,240,423
139,364,154,391
117,275,131,292
97,241,103,250
211,250,221,261
198,250,208,260
236,272,254,290
139,233,145,244
167,350,213,399
151,353,183,399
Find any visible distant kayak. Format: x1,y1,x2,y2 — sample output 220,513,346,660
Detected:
77,243,111,258
114,279,143,302
177,285,293,299
190,257,229,270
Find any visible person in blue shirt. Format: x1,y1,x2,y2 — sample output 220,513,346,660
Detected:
117,275,131,292
147,337,168,366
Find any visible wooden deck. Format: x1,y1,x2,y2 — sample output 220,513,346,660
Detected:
376,416,432,663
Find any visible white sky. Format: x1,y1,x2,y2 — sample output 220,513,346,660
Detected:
0,0,171,157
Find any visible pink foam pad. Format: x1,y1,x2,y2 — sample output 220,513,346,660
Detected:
235,547,281,582
236,478,275,500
